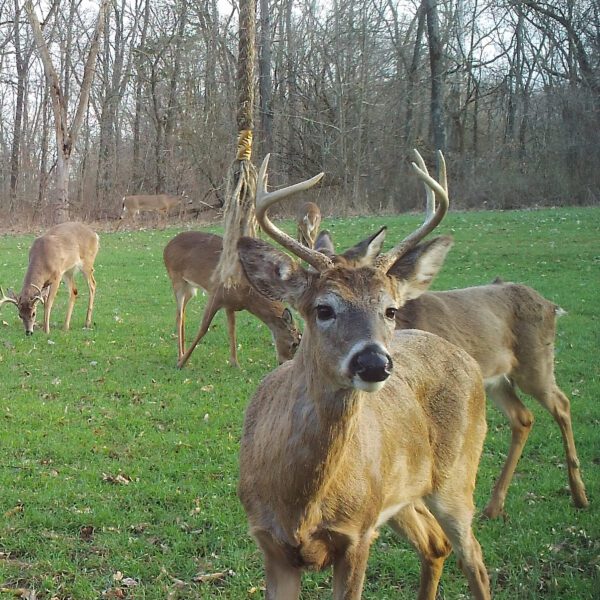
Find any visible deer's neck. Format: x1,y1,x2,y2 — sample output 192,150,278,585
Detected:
21,263,48,297
283,354,362,508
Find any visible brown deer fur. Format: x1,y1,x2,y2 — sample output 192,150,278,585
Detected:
236,153,491,599
317,229,588,518
1,222,99,335
163,231,300,368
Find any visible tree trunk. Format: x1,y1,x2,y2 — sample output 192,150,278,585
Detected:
259,0,273,157
133,0,151,190
25,0,110,222
423,0,446,153
405,5,426,145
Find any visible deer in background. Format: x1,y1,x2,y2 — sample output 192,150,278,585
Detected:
296,201,321,248
314,152,588,519
163,231,301,368
0,222,99,335
237,153,491,599
119,192,187,226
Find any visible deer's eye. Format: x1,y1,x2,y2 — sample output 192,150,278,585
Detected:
385,307,398,320
316,305,335,321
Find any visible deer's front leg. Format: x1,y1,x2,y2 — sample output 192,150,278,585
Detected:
255,532,301,600
332,536,372,600
43,281,60,334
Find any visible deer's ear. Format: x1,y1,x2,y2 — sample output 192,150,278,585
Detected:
314,230,335,257
341,226,387,266
388,236,453,300
281,307,295,326
238,238,310,305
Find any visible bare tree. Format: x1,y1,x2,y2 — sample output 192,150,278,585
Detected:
423,0,446,153
25,0,110,222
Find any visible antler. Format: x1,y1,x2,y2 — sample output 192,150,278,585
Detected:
256,154,333,272
30,283,46,305
0,286,18,308
375,149,449,272
413,149,437,219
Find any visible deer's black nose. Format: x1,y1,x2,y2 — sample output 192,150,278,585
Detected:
349,344,393,383
25,330,33,336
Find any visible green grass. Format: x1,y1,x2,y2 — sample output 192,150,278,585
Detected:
0,206,598,599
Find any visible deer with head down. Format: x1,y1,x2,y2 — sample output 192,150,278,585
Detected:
163,231,301,368
314,152,588,519
236,153,491,599
0,222,99,335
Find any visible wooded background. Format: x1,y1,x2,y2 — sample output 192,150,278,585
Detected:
0,0,598,226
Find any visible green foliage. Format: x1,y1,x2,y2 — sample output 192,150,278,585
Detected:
0,207,598,599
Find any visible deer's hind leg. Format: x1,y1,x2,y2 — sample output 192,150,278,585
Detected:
516,372,588,510
484,374,534,518
82,266,96,329
425,493,490,600
389,502,452,600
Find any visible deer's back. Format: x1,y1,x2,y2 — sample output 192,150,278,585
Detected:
163,231,222,291
396,282,559,381
31,222,98,273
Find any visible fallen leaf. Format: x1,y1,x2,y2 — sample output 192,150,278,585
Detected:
80,525,95,542
4,504,24,517
192,570,232,583
102,473,132,485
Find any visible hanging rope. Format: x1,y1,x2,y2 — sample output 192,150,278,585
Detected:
214,0,258,288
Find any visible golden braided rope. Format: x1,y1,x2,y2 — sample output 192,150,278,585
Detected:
236,129,253,161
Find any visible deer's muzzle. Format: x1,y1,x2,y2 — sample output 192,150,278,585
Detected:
349,344,393,385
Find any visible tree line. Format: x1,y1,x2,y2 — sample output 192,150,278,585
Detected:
0,0,598,225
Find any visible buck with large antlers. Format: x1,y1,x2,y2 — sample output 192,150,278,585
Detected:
0,222,99,335
296,201,321,248
163,231,301,368
236,152,491,599
318,226,589,519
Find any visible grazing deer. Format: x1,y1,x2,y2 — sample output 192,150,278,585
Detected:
0,222,99,335
119,192,187,225
296,201,321,248
237,153,491,599
315,155,589,519
163,231,301,368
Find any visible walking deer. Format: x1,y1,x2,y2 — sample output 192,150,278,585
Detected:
314,155,589,518
0,222,99,335
119,192,187,225
296,201,321,248
163,231,301,368
237,153,491,599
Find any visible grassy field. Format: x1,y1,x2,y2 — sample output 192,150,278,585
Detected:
0,206,598,599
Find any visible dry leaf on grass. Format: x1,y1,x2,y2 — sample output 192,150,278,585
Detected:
0,588,36,599
4,503,24,517
102,472,132,485
79,525,95,541
192,569,234,583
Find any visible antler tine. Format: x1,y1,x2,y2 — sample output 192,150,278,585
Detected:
413,149,436,219
256,154,333,271
30,283,45,304
0,286,18,308
375,149,449,272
